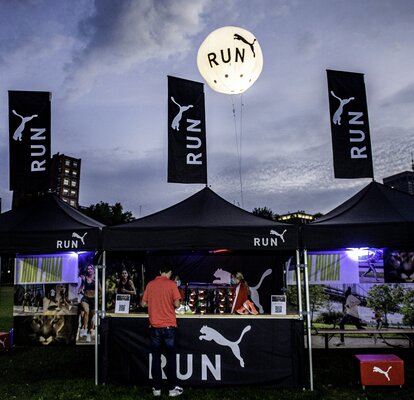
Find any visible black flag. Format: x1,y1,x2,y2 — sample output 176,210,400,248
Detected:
327,70,374,178
168,76,207,183
9,91,51,191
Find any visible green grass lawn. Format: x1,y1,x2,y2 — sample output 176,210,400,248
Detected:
1,285,413,400
0,285,13,331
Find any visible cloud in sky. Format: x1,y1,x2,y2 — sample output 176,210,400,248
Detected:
64,0,207,99
0,0,414,219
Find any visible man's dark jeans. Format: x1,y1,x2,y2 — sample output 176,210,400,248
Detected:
150,327,177,390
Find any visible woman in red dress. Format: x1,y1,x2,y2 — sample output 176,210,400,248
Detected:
230,272,258,314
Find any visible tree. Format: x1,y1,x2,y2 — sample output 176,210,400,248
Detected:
82,202,134,226
287,284,329,323
252,206,276,220
401,289,414,328
366,284,404,326
312,212,324,220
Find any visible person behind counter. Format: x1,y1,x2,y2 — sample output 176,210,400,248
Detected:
117,268,137,297
230,272,258,315
141,265,183,397
173,275,185,302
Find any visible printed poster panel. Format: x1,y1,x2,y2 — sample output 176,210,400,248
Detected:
357,248,384,283
13,252,97,346
15,254,79,284
13,315,79,346
384,249,414,283
287,251,360,285
286,248,413,334
13,283,78,316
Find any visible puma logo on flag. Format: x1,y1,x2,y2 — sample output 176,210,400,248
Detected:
12,110,38,141
72,232,87,245
199,325,251,367
330,91,354,126
234,33,257,57
171,97,193,131
373,366,392,381
270,229,287,243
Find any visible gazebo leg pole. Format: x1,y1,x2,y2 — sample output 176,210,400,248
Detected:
94,252,106,387
296,249,303,316
303,249,314,391
102,251,106,317
94,263,99,386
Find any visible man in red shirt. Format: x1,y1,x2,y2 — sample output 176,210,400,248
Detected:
142,265,183,397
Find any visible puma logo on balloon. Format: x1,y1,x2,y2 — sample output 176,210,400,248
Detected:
199,325,251,367
234,33,257,57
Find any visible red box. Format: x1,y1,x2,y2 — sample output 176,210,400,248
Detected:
355,354,404,388
0,332,10,353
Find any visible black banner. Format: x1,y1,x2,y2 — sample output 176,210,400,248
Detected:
327,70,373,178
101,317,304,388
168,76,207,183
9,90,51,191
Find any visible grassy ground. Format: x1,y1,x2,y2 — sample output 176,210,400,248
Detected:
0,285,13,331
1,285,413,399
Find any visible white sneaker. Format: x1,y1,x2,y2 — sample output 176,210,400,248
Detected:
86,333,91,342
175,305,185,315
335,341,345,347
152,388,161,397
169,386,183,397
79,328,87,338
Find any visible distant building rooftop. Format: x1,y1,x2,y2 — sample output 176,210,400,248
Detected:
383,170,414,196
278,211,315,224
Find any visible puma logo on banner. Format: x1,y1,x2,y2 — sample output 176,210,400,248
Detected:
12,110,38,141
250,269,272,314
373,366,392,381
212,268,231,284
171,97,193,131
199,325,251,367
270,229,287,243
56,232,87,249
330,91,354,126
254,229,287,247
72,232,87,245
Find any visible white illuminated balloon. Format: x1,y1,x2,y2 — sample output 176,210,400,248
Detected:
197,26,263,94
